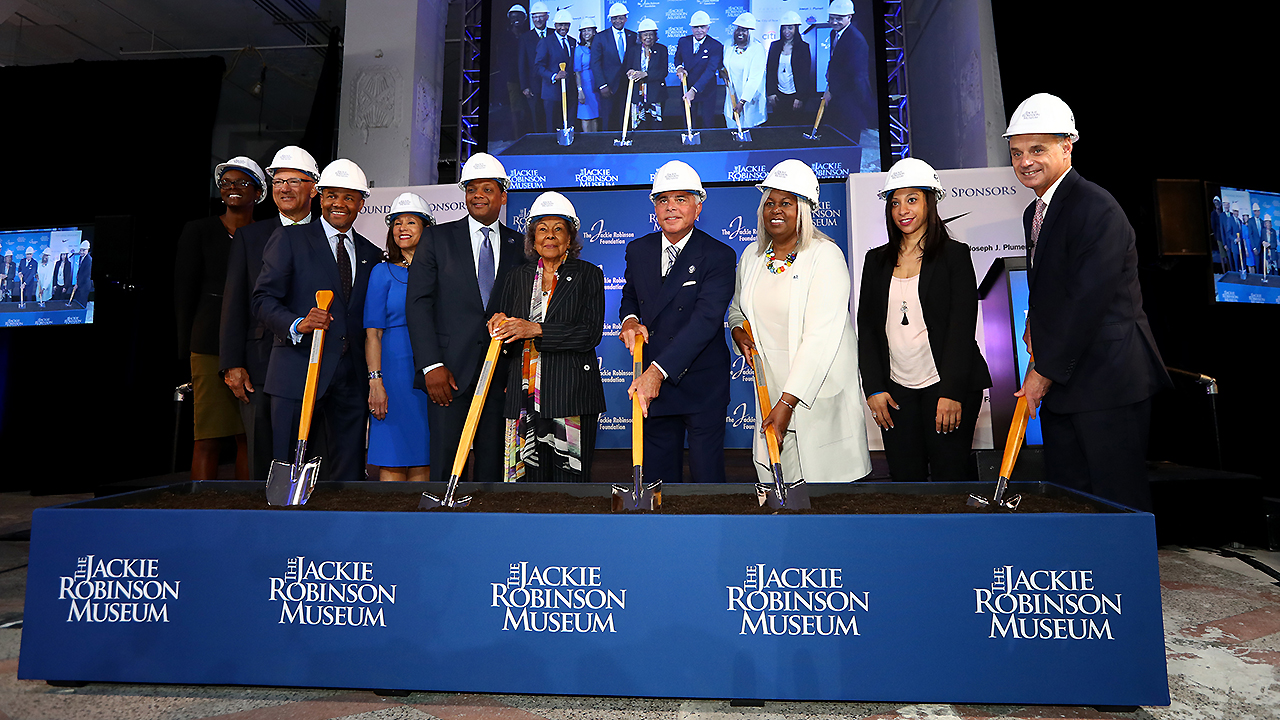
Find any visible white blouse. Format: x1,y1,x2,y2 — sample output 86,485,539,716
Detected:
886,274,940,389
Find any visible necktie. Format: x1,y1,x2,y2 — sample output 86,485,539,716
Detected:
617,30,625,61
1029,199,1046,266
335,233,352,304
663,243,680,277
694,39,701,54
478,227,495,307
562,37,570,57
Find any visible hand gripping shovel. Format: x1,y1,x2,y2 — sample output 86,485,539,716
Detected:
679,73,700,145
614,77,635,147
720,68,751,143
612,337,661,511
968,353,1031,511
266,290,333,506
420,335,504,509
557,62,574,146
803,96,828,140
742,321,809,510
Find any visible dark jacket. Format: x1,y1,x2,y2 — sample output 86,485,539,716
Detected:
623,42,669,105
673,34,723,96
765,37,814,100
175,216,232,358
220,216,283,382
591,26,638,94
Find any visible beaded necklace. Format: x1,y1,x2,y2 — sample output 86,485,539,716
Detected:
765,243,798,274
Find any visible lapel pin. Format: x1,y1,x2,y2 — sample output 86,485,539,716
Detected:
566,276,572,281
688,265,695,273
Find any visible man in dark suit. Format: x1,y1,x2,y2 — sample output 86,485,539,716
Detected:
822,0,872,145
252,159,382,483
1007,94,1170,511
591,3,636,133
619,160,736,483
70,240,93,306
518,1,551,134
674,11,724,129
406,152,527,483
536,10,578,135
17,247,37,301
221,145,320,481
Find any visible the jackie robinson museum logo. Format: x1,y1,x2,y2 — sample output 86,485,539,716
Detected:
727,564,868,636
974,565,1121,640
58,555,179,623
268,556,397,627
492,561,626,633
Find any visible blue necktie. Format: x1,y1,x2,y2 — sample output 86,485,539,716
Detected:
478,227,495,308
617,30,625,61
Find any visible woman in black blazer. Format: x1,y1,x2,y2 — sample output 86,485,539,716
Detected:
488,192,606,482
624,21,669,130
857,158,991,482
765,14,813,127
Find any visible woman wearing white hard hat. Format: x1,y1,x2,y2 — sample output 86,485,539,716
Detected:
486,192,606,482
37,247,54,302
765,11,814,128
856,157,992,482
175,156,266,481
365,194,437,482
624,18,668,130
723,12,768,130
574,17,601,132
728,159,871,484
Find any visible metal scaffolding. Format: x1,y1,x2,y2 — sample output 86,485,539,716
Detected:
458,0,483,165
883,0,909,160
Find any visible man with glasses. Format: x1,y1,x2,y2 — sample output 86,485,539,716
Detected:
220,146,320,481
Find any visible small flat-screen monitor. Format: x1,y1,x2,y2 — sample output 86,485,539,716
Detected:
1206,183,1280,304
0,224,96,327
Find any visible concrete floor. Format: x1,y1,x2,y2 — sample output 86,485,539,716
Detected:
0,491,1277,720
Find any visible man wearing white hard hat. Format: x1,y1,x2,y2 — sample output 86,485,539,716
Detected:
619,160,736,483
37,247,54,302
590,2,637,132
518,2,552,134
822,0,872,144
536,8,579,134
219,145,321,481
1263,214,1278,275
723,12,768,129
407,152,527,484
17,246,37,301
674,10,724,129
1006,93,1169,511
1247,202,1264,272
253,158,383,483
70,239,93,307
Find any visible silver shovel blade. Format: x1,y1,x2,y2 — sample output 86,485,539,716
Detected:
558,128,574,146
611,468,661,511
265,458,321,506
419,475,472,510
732,130,752,142
803,131,822,141
613,139,632,147
756,479,811,510
681,132,701,145
966,494,991,508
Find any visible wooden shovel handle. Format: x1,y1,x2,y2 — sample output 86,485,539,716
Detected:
680,74,694,130
297,290,334,445
450,335,504,479
620,77,635,140
741,321,782,467
1000,351,1035,480
559,62,569,127
812,96,827,130
631,338,644,468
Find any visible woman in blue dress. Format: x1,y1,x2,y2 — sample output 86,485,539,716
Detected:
574,18,600,132
365,192,435,481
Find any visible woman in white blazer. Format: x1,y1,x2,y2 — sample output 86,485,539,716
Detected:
728,160,871,484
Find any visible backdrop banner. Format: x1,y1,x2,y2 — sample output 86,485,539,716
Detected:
352,184,490,252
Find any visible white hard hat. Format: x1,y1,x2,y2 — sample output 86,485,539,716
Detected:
25,246,34,254
317,158,370,197
385,192,436,226
458,152,510,191
1003,92,1078,141
608,3,628,17
828,0,855,17
1223,200,1232,208
42,247,51,256
3,249,10,256
650,160,706,201
554,9,572,24
1253,203,1261,211
780,11,802,26
757,159,820,206
508,4,526,14
1266,214,1273,222
579,16,598,29
529,1,548,14
214,156,268,203
266,145,320,179
733,12,756,29
528,191,580,231
637,18,657,32
878,157,945,203
80,240,91,250
690,10,711,26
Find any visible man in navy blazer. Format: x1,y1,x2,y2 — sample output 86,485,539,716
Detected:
1007,94,1169,511
252,159,382,483
536,10,578,135
221,146,320,481
822,0,872,144
406,153,527,483
591,3,637,133
619,160,736,483
674,12,724,129
518,2,551,134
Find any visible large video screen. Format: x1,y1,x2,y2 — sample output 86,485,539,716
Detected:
487,0,881,189
1206,184,1280,304
0,225,96,327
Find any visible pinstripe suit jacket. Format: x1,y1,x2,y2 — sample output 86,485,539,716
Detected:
497,258,607,419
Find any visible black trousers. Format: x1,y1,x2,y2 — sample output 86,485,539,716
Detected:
880,381,982,482
644,407,727,483
1040,398,1153,511
269,353,366,482
239,379,275,481
427,360,507,484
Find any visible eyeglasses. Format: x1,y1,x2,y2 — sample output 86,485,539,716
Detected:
218,179,258,189
272,177,315,189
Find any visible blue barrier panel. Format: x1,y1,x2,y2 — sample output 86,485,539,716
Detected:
19,486,1168,706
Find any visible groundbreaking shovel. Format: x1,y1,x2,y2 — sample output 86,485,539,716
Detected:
720,68,751,142
803,96,828,140
420,335,505,509
968,353,1032,512
266,290,333,507
612,337,661,511
614,77,635,147
742,321,809,510
679,73,700,145
557,62,574,146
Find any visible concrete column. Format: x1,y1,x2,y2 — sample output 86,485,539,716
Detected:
337,0,448,186
903,0,1007,170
